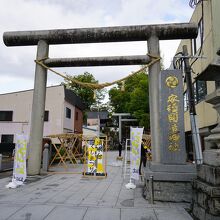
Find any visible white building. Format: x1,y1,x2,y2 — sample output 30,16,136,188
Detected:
0,85,84,145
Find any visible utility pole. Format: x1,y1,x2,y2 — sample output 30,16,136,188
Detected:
182,45,203,164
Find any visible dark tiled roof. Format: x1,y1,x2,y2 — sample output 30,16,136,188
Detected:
64,88,85,110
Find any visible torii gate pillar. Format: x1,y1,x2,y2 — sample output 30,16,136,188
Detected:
28,40,49,175
148,36,161,163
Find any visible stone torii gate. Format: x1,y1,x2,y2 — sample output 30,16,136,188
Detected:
3,23,197,175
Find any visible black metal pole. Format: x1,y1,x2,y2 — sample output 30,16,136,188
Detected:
182,45,203,164
182,45,196,115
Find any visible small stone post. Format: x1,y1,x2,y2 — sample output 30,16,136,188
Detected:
42,143,50,172
149,175,154,204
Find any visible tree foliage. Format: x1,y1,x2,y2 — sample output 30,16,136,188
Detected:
108,71,150,129
62,72,97,110
62,72,107,111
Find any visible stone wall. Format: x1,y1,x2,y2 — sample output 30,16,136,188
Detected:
144,181,192,202
191,150,220,219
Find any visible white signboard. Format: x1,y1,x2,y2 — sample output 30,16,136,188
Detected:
130,127,143,180
13,134,28,182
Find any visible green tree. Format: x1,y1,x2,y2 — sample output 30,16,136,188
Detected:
108,71,150,129
62,72,97,110
108,85,130,113
62,71,108,124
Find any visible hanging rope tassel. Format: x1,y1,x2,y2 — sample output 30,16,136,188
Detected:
121,81,125,91
93,90,97,99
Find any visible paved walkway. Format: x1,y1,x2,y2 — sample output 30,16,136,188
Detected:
0,151,192,220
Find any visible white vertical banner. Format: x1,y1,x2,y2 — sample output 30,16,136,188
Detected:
13,134,28,182
95,138,105,176
130,127,144,180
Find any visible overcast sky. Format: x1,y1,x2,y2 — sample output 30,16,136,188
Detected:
0,0,194,94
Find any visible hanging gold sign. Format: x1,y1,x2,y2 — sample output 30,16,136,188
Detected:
165,76,179,88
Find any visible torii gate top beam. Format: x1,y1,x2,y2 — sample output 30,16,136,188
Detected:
3,23,197,46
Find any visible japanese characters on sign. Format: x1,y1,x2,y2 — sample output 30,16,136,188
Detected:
86,143,97,175
95,138,105,176
85,138,105,176
130,127,144,180
13,134,28,182
166,76,180,152
160,70,186,164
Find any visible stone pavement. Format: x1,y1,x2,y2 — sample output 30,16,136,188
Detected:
0,151,193,220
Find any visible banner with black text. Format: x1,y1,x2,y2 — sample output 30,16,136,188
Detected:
130,127,144,180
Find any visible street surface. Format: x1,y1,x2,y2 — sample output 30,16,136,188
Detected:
0,151,192,220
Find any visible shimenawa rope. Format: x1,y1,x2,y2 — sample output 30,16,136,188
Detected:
34,54,161,90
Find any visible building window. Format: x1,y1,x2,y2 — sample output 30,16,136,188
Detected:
75,111,78,121
195,80,207,103
1,134,14,143
0,111,13,121
66,107,71,119
44,111,49,121
192,19,203,55
185,80,207,109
